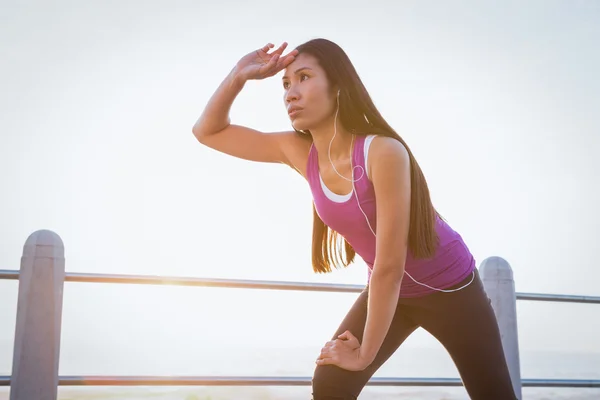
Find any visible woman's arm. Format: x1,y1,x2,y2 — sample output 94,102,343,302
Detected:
359,136,412,365
192,43,304,167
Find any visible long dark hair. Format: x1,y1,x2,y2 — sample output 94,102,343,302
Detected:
294,38,442,274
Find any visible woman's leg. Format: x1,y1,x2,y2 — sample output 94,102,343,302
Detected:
312,287,419,400
413,269,518,400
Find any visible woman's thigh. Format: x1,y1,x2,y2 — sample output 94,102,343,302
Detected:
312,288,419,400
413,269,518,400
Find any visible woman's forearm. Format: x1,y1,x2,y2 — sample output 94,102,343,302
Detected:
192,67,246,137
359,267,403,364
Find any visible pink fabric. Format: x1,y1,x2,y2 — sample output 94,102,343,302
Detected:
306,135,475,297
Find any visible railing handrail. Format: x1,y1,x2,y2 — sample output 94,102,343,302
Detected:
4,231,600,399
1,375,599,388
1,269,599,304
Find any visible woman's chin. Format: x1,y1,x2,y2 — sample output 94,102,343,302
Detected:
292,120,310,132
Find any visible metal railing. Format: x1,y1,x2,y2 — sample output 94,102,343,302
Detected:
2,269,600,303
1,230,599,399
2,375,600,388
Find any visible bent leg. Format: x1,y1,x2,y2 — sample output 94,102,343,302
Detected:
312,287,418,400
415,270,518,400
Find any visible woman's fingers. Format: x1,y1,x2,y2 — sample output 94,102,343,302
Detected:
319,346,333,359
320,339,342,356
316,356,335,365
260,54,279,72
275,51,297,70
260,43,275,53
255,42,298,78
264,54,280,73
273,48,298,72
268,53,296,77
271,42,288,56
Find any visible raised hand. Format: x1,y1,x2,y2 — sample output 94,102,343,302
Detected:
234,42,298,81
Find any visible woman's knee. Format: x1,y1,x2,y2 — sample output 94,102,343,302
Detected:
311,364,358,400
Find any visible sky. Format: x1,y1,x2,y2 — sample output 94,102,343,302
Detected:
1,0,599,378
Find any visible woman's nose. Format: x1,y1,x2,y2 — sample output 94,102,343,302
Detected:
285,87,300,103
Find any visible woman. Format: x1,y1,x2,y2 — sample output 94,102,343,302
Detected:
192,38,518,400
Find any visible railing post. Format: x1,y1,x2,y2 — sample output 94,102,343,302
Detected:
480,256,522,399
10,230,65,400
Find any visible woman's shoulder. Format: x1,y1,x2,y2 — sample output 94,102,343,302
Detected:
364,134,409,178
279,132,313,179
368,134,407,152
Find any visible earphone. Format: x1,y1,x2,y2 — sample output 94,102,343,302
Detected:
328,90,474,293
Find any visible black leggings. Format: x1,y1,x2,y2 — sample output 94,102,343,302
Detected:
312,269,518,399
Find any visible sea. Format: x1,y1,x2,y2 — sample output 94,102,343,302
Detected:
1,345,599,399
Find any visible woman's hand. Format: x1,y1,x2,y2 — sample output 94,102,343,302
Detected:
316,330,372,372
234,42,298,81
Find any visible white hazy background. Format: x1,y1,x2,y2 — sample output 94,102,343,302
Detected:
1,0,599,399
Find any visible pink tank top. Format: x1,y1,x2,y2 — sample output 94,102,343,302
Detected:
306,134,476,297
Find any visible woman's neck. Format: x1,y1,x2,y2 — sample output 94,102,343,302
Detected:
310,120,354,163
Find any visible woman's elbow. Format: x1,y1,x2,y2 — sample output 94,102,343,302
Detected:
372,260,405,283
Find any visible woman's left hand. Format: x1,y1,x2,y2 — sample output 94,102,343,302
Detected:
316,330,372,371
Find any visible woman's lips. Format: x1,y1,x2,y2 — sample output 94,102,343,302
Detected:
289,109,303,118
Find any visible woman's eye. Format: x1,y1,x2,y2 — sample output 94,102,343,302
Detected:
283,75,308,89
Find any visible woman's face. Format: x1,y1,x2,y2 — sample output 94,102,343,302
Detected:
282,53,337,132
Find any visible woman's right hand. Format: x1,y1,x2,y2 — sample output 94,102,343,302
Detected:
234,42,298,82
